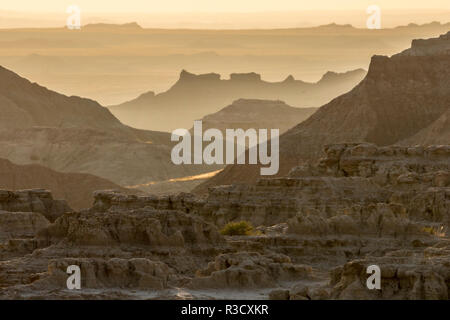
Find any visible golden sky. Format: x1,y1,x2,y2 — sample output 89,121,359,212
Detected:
1,0,449,28
3,0,449,13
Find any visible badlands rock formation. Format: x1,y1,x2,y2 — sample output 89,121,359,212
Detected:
396,30,450,56
0,32,448,301
194,99,317,136
0,143,448,299
0,189,70,222
196,31,450,191
0,189,70,262
108,69,365,131
401,108,450,146
0,189,225,298
0,158,136,210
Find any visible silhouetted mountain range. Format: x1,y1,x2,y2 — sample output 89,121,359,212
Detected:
194,99,317,135
2,21,448,105
0,66,221,190
195,31,450,192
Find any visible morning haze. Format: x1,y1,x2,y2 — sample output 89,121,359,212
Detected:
0,0,449,301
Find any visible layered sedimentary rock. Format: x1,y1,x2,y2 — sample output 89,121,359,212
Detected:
0,212,49,242
0,189,227,298
39,201,224,251
109,143,448,299
189,144,448,228
401,108,450,145
0,189,71,261
1,143,448,299
193,99,317,137
326,246,450,300
42,258,175,290
191,252,312,289
0,189,70,222
196,31,450,191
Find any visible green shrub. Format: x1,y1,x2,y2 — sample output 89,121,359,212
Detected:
422,226,446,237
220,221,254,236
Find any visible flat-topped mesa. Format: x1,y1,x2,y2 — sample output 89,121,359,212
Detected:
229,72,262,82
92,190,202,213
177,69,221,83
396,31,450,57
198,98,317,135
196,32,450,190
315,225,450,300
86,143,449,235
198,143,449,227
311,143,450,183
109,67,365,131
202,177,391,226
366,31,450,84
177,70,264,85
366,52,449,85
0,189,71,222
42,190,224,250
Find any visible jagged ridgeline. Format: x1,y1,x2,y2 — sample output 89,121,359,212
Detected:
195,31,450,191
0,66,222,194
0,30,449,301
108,69,366,131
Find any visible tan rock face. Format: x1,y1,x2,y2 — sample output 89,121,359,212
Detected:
0,189,71,222
191,252,312,289
183,144,449,230
108,69,365,132
38,204,223,249
0,66,222,191
195,99,317,137
0,158,137,210
194,32,450,191
328,247,450,300
0,211,50,241
171,143,449,299
45,258,174,290
0,143,448,299
0,191,227,298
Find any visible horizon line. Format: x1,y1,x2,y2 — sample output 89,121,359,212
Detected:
1,20,449,31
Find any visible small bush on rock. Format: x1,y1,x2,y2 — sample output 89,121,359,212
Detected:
220,221,254,236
